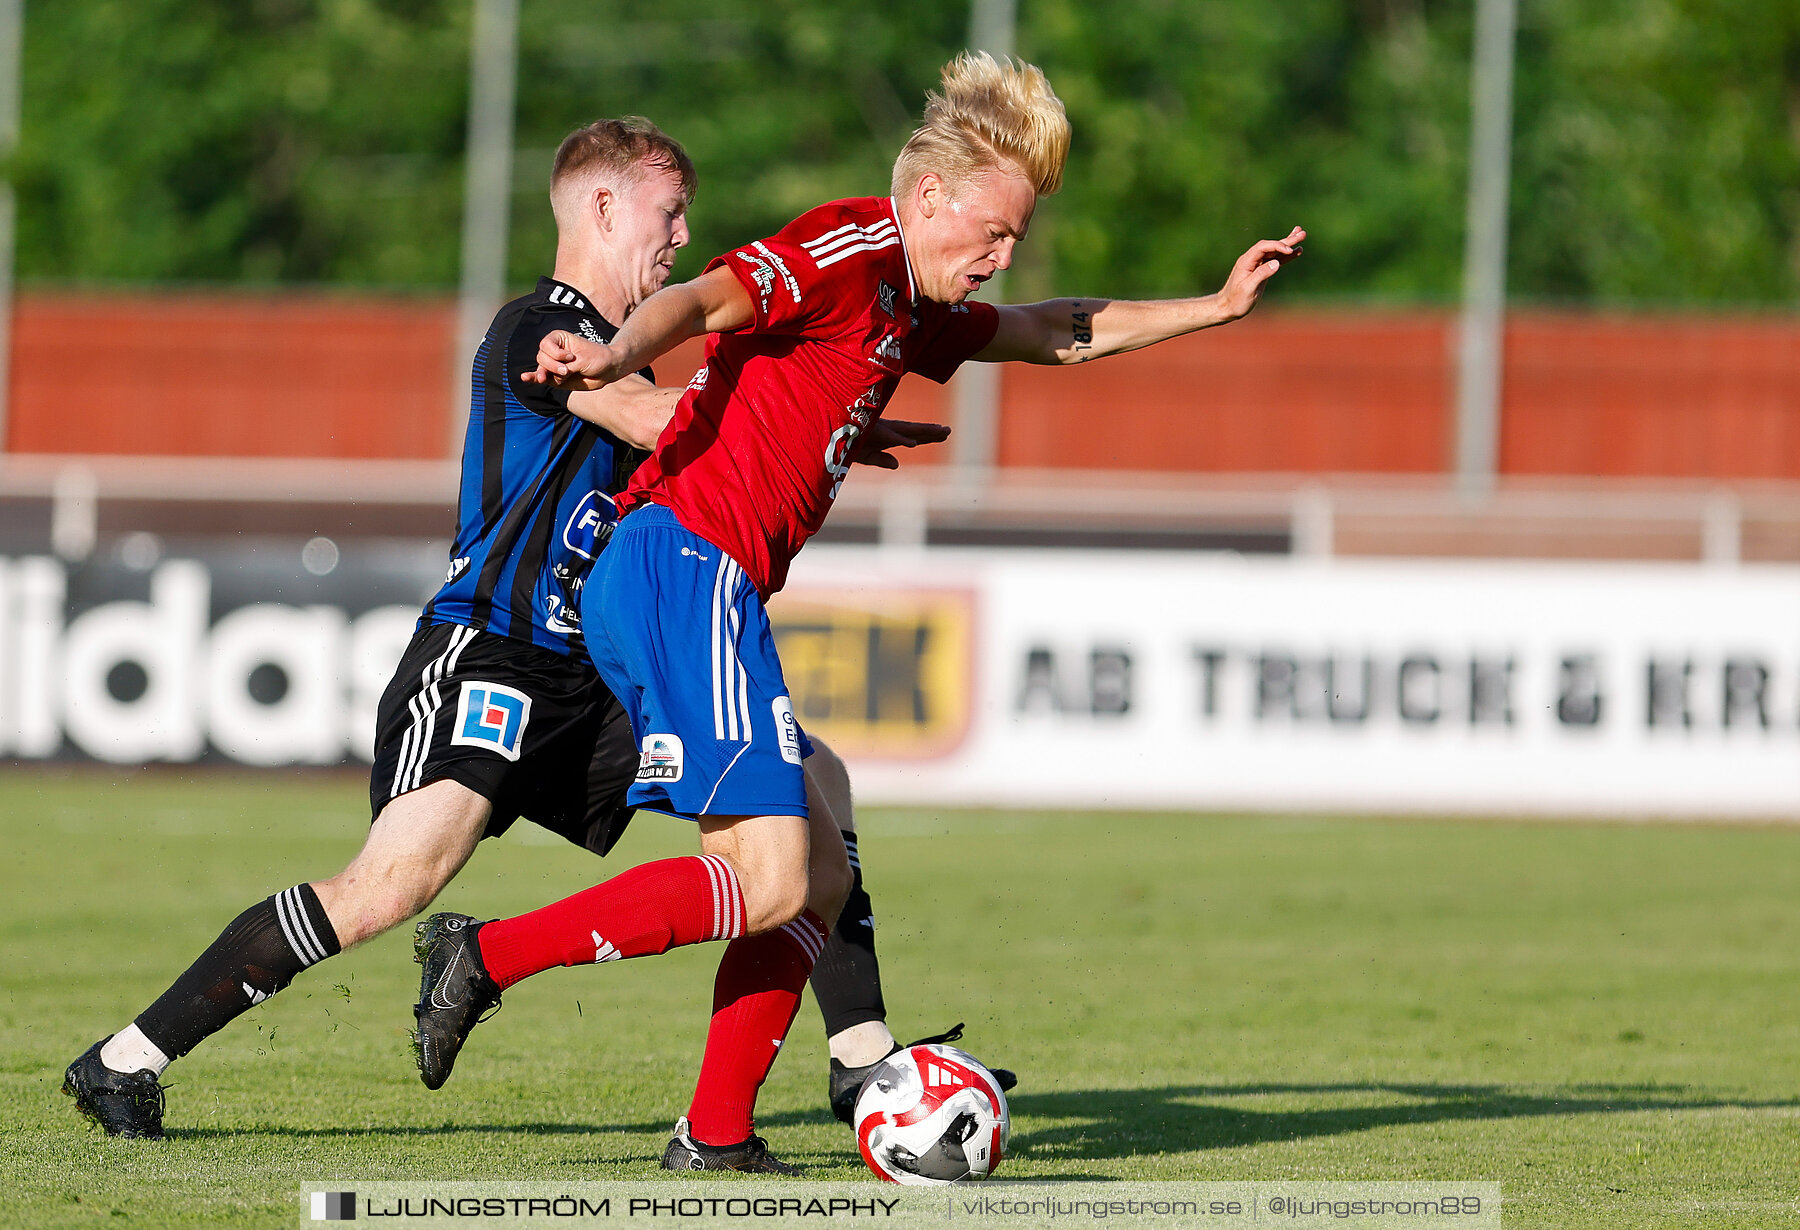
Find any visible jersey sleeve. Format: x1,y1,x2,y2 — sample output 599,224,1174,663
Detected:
504,309,580,417
706,229,856,338
907,300,1000,384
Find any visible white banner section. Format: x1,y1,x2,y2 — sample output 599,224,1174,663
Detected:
783,548,1800,818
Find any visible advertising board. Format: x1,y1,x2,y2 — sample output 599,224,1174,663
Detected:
3,543,1795,817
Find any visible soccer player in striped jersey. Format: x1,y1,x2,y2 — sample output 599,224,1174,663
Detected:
59,118,950,1141
417,54,1301,1172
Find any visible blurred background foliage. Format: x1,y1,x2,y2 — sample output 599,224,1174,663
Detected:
14,0,1800,304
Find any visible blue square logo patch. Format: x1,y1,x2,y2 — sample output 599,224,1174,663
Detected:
452,681,532,761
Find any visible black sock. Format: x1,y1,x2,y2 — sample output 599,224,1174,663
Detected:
811,832,887,1040
134,884,342,1059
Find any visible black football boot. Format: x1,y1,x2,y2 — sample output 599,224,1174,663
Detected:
63,1038,167,1139
829,1023,1017,1125
411,913,502,1089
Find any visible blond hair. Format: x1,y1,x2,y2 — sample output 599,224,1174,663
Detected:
550,118,696,229
892,51,1070,200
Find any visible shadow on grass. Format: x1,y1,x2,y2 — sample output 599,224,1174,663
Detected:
745,1081,1795,1161
159,1082,1795,1163
995,1082,1797,1160
165,1121,646,1141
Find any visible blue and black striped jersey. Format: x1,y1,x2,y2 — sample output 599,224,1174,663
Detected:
420,276,650,656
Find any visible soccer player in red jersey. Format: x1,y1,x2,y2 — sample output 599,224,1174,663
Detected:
418,52,1303,1173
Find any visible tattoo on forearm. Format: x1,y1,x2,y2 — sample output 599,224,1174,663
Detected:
1070,300,1093,362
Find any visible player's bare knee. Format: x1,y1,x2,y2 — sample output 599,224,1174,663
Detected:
738,872,809,935
702,814,811,934
725,833,809,931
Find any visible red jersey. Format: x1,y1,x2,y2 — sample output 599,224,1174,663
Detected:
616,196,998,596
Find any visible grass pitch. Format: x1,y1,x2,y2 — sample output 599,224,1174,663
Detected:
4,769,1799,1227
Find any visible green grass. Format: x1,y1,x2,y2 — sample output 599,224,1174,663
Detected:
4,769,1800,1227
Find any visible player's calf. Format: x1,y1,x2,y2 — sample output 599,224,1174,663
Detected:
681,906,831,1148
63,883,341,1136
316,779,491,948
132,884,341,1065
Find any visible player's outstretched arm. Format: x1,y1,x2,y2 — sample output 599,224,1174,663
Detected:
564,376,681,451
524,266,755,390
976,226,1304,365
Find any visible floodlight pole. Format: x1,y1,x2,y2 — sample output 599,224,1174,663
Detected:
453,0,520,454
950,0,1017,481
0,0,22,456
1453,0,1517,496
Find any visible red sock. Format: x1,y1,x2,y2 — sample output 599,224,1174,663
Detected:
685,909,829,1146
476,855,744,990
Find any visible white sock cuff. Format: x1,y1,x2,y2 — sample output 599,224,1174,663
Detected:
101,1023,172,1077
696,854,745,941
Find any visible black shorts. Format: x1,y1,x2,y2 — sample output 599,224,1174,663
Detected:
369,621,639,855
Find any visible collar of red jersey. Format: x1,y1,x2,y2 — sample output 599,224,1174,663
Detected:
885,197,917,302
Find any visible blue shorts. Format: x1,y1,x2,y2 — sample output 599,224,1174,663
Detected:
581,503,812,820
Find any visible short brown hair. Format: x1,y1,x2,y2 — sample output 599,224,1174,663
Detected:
892,52,1070,201
551,117,696,209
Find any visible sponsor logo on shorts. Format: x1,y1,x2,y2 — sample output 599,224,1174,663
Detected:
562,489,615,561
773,695,803,765
451,681,532,761
638,733,684,782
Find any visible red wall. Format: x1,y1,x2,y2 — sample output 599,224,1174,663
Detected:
1501,314,1800,479
10,293,1800,479
11,292,457,459
998,310,1448,472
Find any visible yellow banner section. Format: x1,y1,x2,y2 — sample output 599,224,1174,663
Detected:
770,588,974,760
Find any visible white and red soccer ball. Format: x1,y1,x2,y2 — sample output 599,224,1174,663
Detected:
853,1044,1010,1184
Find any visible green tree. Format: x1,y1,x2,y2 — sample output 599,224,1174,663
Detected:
13,0,1800,305
1508,0,1800,304
16,0,468,286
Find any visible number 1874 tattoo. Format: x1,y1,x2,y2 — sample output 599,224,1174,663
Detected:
1070,301,1093,361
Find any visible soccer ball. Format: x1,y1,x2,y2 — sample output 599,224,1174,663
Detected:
853,1043,1009,1184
